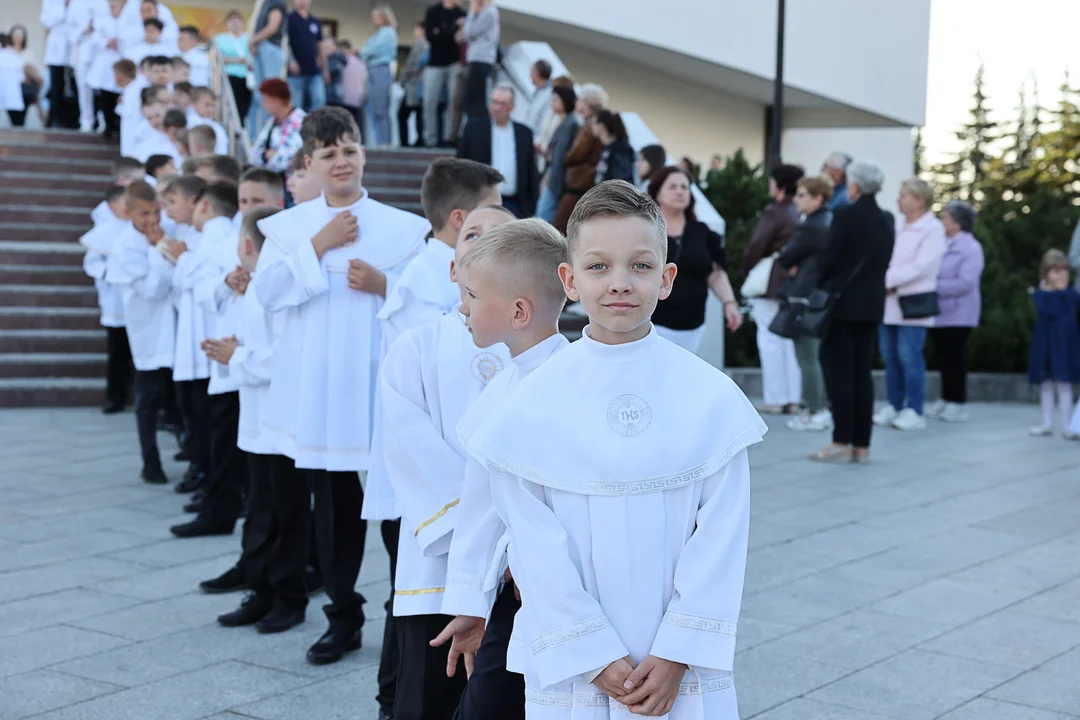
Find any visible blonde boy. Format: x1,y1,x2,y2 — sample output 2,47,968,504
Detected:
462,181,765,718
188,86,228,154
433,218,571,720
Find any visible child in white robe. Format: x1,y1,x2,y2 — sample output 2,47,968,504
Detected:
380,205,515,719
88,0,127,138
178,26,211,87
363,157,504,719
106,181,176,484
464,181,766,719
187,87,229,154
254,106,430,666
125,18,178,66
82,184,133,414
434,219,572,720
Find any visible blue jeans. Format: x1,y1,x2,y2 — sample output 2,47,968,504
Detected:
879,324,927,414
367,64,392,146
249,41,284,140
287,73,326,113
536,186,558,223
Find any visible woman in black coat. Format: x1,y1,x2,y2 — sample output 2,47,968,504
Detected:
775,175,834,432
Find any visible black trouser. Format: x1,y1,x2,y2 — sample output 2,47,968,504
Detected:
454,583,524,720
200,391,247,525
176,379,211,473
303,469,367,629
397,102,424,147
133,368,171,471
821,318,878,448
245,453,310,611
377,518,401,717
931,326,972,404
463,61,492,119
105,326,133,408
47,65,78,129
7,110,27,127
394,613,468,720
227,76,252,125
94,90,120,137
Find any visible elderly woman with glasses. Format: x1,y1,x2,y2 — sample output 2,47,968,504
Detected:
926,201,984,423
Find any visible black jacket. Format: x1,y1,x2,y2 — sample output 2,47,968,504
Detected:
776,207,832,299
457,118,540,218
816,195,895,324
596,140,636,185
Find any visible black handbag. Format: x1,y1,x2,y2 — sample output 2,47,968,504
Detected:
769,288,834,339
899,291,940,320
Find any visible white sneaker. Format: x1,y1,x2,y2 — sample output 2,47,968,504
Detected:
872,405,899,427
891,408,927,431
805,409,834,431
924,399,947,418
939,403,969,423
1029,425,1052,437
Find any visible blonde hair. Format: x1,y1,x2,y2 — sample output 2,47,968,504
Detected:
901,177,934,208
567,180,668,261
460,218,569,313
797,174,834,201
577,83,608,113
372,3,397,28
1042,248,1069,278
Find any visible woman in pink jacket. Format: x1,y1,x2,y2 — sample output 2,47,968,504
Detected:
873,178,946,431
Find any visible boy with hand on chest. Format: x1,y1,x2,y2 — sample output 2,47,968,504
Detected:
432,218,571,720
379,205,515,720
254,107,431,666
188,86,229,154
168,182,246,538
463,181,765,719
106,181,178,485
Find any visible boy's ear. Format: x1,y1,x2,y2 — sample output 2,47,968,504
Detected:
657,262,678,302
511,296,533,331
449,259,457,283
557,262,579,302
448,208,467,234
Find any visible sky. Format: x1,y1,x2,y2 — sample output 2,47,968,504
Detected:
924,0,1080,162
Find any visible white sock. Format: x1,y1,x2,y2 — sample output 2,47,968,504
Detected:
1057,382,1073,431
1040,381,1055,429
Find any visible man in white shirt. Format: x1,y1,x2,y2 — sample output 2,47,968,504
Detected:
457,86,539,219
41,0,79,128
523,60,552,137
178,25,211,86
66,0,99,132
254,107,430,666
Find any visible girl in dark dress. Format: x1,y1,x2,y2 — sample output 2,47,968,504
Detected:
1028,249,1080,438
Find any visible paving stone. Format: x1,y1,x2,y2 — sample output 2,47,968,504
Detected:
734,645,852,718
0,529,152,572
0,589,142,637
0,556,146,604
937,697,1078,720
869,577,1036,627
231,664,381,720
0,625,131,677
104,536,239,569
88,556,244,601
750,697,893,719
988,648,1080,716
70,593,241,641
0,670,122,719
742,574,898,627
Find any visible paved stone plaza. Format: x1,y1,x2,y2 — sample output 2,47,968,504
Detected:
1,405,1079,720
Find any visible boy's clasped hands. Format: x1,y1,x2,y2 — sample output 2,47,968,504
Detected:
311,212,387,297
596,655,689,717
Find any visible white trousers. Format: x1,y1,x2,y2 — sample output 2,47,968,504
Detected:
655,324,706,355
76,66,95,130
750,298,802,406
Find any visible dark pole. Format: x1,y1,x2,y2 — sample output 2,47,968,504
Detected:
769,0,786,167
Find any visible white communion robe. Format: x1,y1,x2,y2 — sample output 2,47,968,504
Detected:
172,216,234,381
254,192,430,471
86,11,124,92
187,109,229,155
197,273,244,398
442,332,569,621
81,218,128,328
465,326,766,720
363,236,459,522
106,223,176,371
381,310,510,616
230,275,285,456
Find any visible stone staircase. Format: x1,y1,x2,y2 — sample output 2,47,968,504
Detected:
0,127,447,407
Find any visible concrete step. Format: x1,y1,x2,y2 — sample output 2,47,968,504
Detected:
362,159,431,175
0,205,93,227
3,188,105,209
0,240,87,266
0,352,106,378
0,329,107,354
0,264,92,287
0,223,91,243
0,128,118,146
0,377,104,407
0,285,99,308
0,171,113,192
363,171,440,189
367,187,421,205
366,147,451,163
0,155,115,175
0,139,121,162
0,307,101,330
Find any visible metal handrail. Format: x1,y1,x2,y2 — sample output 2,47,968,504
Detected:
207,43,253,165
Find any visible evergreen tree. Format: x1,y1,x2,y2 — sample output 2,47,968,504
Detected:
913,126,926,177
934,64,1000,202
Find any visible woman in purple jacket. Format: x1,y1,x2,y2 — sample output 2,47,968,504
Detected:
927,201,984,422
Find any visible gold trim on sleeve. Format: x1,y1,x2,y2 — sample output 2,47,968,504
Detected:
414,498,460,537
395,587,445,596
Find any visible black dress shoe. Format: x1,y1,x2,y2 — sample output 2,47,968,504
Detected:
141,466,168,485
256,607,305,634
102,403,125,415
183,491,206,514
304,568,324,596
173,449,191,462
200,565,249,594
217,594,272,627
306,626,362,665
170,515,234,538
378,712,392,720
175,468,203,494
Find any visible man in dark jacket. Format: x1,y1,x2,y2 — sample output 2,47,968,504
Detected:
811,160,895,463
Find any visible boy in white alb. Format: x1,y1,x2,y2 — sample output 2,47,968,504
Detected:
81,184,133,415
254,107,431,666
87,0,126,138
168,182,246,539
380,205,515,719
433,219,571,720
125,18,178,66
464,181,765,719
362,157,504,719
106,181,176,484
188,87,229,154
178,26,211,86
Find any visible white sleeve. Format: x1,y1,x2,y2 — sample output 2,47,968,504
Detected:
503,475,629,689
83,249,108,281
194,272,232,315
254,239,329,312
158,4,179,42
228,306,283,388
649,450,750,675
442,456,504,620
380,333,467,557
40,0,65,30
130,247,175,301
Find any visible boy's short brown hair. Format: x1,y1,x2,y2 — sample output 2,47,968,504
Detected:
240,167,285,200
460,217,569,313
420,158,505,232
191,87,215,103
566,180,668,261
196,181,240,219
162,174,208,200
112,156,144,181
112,59,137,80
1042,249,1070,278
300,106,360,158
194,155,242,183
187,124,217,151
242,206,279,251
290,150,308,172
125,180,157,206
797,175,834,201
